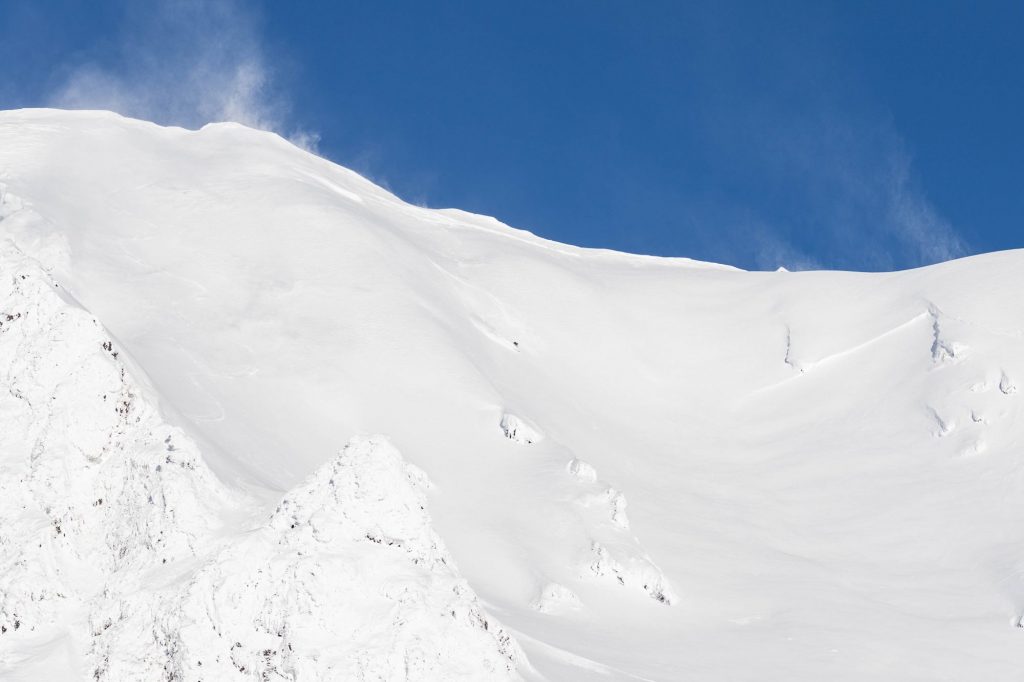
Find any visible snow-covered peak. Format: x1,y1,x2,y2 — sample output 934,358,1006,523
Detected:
3,109,1024,680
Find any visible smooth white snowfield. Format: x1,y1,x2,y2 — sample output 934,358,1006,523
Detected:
1,109,1023,681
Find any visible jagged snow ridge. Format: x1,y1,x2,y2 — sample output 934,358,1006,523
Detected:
0,241,521,680
93,437,521,682
183,435,520,681
0,241,239,676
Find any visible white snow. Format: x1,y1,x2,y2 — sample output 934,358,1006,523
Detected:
565,458,598,483
1,108,1024,680
0,240,516,680
531,583,581,614
500,413,542,445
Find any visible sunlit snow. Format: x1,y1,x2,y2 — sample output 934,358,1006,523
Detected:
1,109,1023,680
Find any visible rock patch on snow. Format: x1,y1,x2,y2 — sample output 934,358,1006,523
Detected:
582,541,677,605
929,306,968,365
499,413,542,445
562,457,675,606
579,487,630,530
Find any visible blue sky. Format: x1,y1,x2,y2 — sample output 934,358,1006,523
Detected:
1,1,1021,271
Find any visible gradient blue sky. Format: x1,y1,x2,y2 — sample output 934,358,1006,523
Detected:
1,1,1021,271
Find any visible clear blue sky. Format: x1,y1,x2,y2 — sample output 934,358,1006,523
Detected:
1,1,1021,271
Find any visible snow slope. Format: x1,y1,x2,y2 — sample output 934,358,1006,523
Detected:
2,108,1024,680
0,242,519,681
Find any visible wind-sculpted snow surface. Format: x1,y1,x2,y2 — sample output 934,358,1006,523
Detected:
0,244,520,680
4,110,1024,680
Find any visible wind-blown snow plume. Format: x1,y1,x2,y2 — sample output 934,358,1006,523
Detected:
716,121,967,272
47,0,316,148
883,146,966,265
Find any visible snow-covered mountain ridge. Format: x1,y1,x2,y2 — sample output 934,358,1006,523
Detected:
1,109,1024,680
0,242,520,680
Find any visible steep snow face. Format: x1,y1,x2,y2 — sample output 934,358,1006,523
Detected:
0,244,520,680
3,109,1024,680
0,243,240,679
